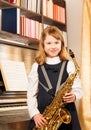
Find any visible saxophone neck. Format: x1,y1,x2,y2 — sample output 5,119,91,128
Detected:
69,49,80,74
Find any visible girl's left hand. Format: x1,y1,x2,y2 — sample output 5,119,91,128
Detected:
63,91,76,103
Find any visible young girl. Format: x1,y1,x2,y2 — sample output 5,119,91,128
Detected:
27,26,82,130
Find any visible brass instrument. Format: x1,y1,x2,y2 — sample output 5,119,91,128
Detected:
33,50,79,130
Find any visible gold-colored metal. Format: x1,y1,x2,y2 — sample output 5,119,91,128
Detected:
33,50,79,130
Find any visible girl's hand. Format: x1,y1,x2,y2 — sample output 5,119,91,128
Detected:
33,113,47,128
63,91,76,103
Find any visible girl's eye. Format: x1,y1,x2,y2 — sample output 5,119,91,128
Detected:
55,42,59,44
47,42,51,44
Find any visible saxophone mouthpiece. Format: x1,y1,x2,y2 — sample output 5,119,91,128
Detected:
69,49,75,58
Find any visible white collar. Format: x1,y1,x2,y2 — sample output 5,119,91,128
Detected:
46,56,61,65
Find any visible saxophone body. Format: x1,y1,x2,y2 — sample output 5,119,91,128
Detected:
33,51,79,130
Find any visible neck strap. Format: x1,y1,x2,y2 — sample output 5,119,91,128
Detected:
40,61,66,96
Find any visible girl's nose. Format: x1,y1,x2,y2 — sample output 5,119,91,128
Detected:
51,43,56,48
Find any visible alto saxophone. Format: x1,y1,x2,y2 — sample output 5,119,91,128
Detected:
33,50,79,130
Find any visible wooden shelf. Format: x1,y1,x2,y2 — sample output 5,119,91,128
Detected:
43,16,66,31
0,31,39,50
53,0,65,7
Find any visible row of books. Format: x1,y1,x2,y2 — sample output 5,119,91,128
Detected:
7,0,41,14
53,4,65,24
20,16,42,39
1,7,42,39
6,0,65,23
43,0,65,23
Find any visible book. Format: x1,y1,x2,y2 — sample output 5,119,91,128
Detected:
9,0,16,3
27,0,32,11
31,0,37,12
46,0,53,18
36,0,41,14
21,0,28,9
53,4,58,21
43,0,47,16
16,0,21,6
0,60,28,91
20,15,26,36
1,7,20,34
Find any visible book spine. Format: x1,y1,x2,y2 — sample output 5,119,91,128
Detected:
21,0,28,9
9,0,16,4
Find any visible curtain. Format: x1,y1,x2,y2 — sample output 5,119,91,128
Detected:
79,0,91,129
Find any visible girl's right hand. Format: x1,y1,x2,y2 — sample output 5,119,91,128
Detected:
33,113,47,128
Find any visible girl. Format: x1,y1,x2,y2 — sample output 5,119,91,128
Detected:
27,26,82,130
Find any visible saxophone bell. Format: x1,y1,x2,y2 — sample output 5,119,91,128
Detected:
59,107,71,124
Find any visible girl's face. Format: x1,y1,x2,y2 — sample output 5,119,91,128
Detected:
44,35,61,58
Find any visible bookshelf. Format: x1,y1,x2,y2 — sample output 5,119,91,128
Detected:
0,0,67,49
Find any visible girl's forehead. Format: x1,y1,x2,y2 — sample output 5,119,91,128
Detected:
44,35,61,43
45,35,60,41
45,35,57,40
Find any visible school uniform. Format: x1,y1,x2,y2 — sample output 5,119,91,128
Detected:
27,57,82,130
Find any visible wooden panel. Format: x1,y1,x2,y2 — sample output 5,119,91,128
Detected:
0,105,30,124
0,121,29,130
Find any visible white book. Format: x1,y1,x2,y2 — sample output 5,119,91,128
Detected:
31,0,37,12
43,0,46,16
21,0,28,9
36,0,41,14
47,0,53,18
28,0,32,11
17,8,20,34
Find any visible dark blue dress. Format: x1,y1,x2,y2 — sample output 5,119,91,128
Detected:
28,61,81,130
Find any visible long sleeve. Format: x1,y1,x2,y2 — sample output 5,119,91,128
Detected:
27,62,40,119
67,60,83,100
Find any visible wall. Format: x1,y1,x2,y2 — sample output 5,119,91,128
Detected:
65,0,83,65
65,1,83,128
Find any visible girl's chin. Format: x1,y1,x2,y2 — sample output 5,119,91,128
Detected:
47,55,58,58
46,52,59,58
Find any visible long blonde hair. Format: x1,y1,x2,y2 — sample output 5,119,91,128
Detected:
35,26,69,65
